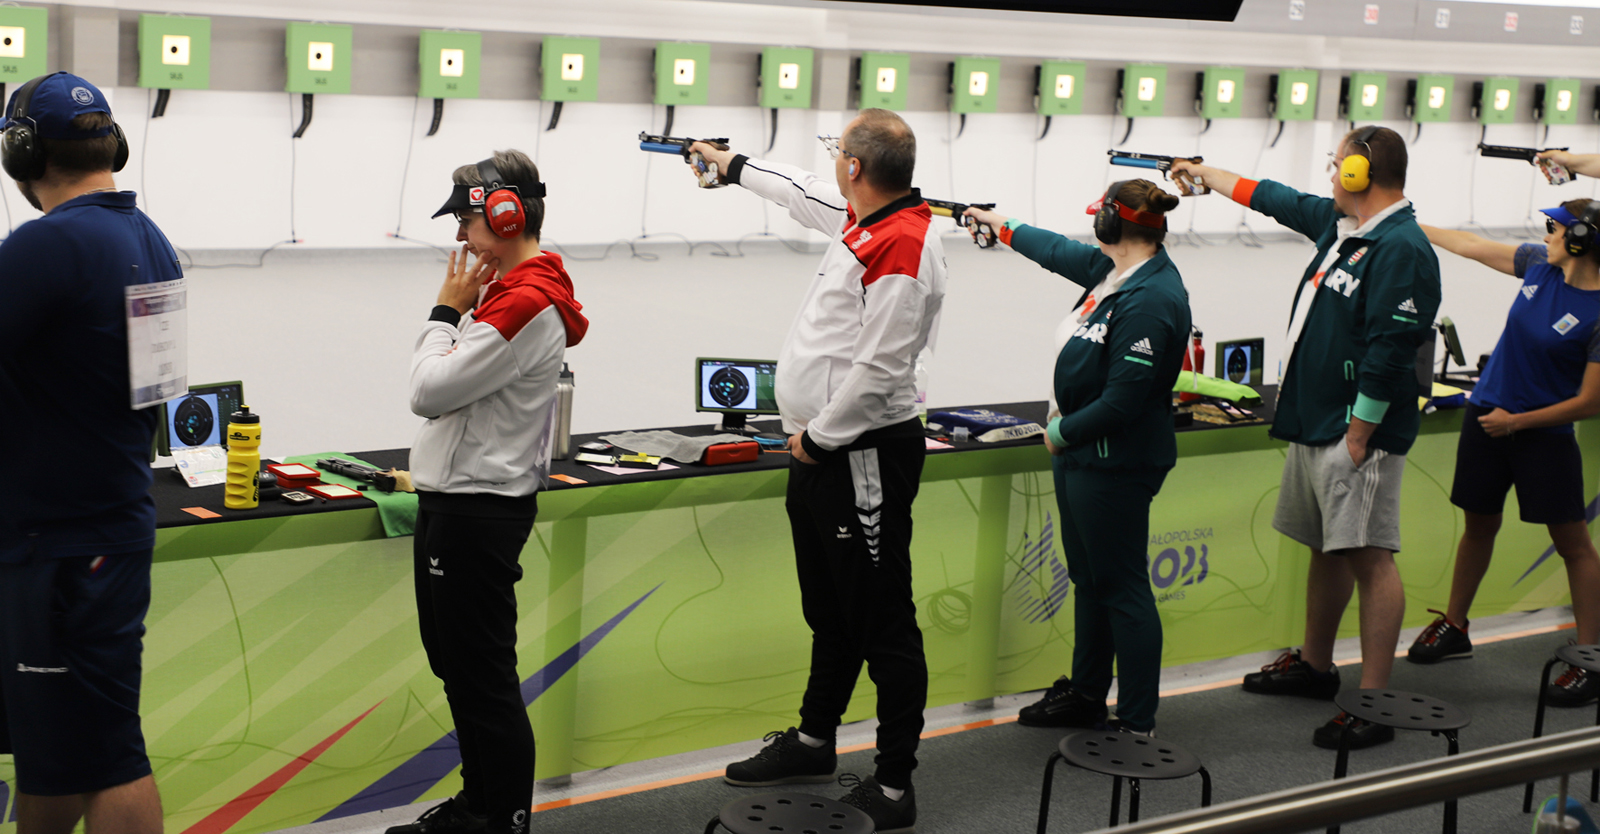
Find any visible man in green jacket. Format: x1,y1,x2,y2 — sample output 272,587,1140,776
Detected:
1174,127,1441,749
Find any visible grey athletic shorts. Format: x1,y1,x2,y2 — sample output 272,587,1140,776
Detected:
1273,439,1405,553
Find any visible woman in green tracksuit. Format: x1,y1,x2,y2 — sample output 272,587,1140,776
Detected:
966,179,1191,734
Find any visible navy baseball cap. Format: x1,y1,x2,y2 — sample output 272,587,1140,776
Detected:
1542,205,1581,227
1,72,114,139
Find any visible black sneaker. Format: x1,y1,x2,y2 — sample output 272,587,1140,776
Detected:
1096,718,1156,737
1407,610,1473,664
385,794,487,834
1312,711,1395,750
724,727,836,786
1242,650,1340,699
837,773,916,834
1547,664,1600,707
1018,676,1109,728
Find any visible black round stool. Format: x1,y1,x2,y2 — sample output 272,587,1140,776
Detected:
1523,644,1600,813
1328,689,1470,834
1036,730,1211,833
703,792,874,834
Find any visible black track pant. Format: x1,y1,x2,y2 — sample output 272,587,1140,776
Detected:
791,418,928,791
414,492,538,834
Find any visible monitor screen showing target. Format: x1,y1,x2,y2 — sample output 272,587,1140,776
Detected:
1214,338,1264,387
695,358,778,415
156,381,244,456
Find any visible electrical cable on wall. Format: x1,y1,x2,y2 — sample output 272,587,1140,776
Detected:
386,96,449,256
1235,118,1276,248
426,98,444,137
545,100,562,132
1179,113,1231,248
139,89,154,216
180,95,304,267
291,93,313,138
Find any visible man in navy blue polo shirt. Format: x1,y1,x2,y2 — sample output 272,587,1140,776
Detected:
0,73,179,833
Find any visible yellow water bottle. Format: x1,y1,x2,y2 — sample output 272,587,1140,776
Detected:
224,405,262,510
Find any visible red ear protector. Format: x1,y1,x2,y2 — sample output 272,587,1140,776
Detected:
1,74,129,182
1089,180,1167,245
476,159,528,239
1566,200,1600,258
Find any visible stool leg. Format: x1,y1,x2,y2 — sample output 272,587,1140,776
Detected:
1199,766,1213,808
1526,657,1562,813
1129,778,1141,824
1111,776,1123,828
1442,729,1459,834
704,816,721,834
1592,697,1600,802
1037,752,1064,834
1329,723,1353,834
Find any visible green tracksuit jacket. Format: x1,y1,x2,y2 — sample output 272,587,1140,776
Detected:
1242,179,1442,454
1006,225,1192,471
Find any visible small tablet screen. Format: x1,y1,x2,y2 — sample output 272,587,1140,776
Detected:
162,381,244,455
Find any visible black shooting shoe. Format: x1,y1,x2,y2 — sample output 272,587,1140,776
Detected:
837,773,916,834
1242,650,1340,700
385,793,487,834
1407,611,1473,664
1312,711,1395,750
724,727,837,786
1017,676,1109,728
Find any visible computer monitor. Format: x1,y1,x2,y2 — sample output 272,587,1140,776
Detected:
1214,338,1265,387
695,357,778,432
1436,317,1471,382
153,381,245,457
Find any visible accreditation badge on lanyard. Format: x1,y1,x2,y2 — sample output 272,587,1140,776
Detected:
125,272,188,409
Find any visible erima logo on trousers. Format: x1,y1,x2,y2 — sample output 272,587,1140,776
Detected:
836,526,851,539
429,556,443,576
17,663,68,673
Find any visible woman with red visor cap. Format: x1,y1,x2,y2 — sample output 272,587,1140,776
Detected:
1409,201,1600,708
965,181,1190,735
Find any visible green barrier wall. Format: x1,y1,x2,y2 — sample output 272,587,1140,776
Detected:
0,411,1587,833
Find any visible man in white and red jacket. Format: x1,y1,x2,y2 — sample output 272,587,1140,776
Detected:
393,151,587,834
690,109,946,834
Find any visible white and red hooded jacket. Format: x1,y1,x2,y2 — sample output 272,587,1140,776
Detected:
725,155,947,460
409,252,588,497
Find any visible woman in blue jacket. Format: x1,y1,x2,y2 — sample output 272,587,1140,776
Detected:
966,180,1191,734
1407,201,1600,706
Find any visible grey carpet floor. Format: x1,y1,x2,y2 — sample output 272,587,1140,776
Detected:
532,629,1590,834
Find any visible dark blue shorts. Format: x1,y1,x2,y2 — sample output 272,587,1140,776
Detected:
1451,403,1587,525
0,550,154,796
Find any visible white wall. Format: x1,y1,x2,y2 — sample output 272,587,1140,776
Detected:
18,0,1600,456
4,0,1593,249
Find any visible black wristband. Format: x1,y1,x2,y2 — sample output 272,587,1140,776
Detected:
800,430,834,463
724,154,749,186
429,305,462,326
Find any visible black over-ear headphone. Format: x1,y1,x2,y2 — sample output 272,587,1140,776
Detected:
1093,180,1167,245
0,73,129,182
1565,200,1600,258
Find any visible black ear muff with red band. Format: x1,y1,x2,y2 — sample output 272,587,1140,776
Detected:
1087,180,1167,246
477,158,545,239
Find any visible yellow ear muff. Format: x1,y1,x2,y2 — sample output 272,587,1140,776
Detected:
1340,153,1371,192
